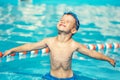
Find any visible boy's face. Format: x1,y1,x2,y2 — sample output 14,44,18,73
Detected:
57,14,77,34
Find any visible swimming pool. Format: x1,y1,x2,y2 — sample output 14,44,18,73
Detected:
0,0,120,80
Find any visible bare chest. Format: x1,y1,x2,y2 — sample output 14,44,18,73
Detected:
48,42,76,61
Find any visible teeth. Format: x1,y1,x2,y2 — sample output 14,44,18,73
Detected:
60,24,63,26
60,24,65,27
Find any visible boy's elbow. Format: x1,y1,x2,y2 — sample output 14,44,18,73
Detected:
24,43,34,50
89,50,104,59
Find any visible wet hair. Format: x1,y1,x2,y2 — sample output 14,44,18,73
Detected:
63,11,80,30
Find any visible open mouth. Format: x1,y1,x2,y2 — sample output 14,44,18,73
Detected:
59,24,66,27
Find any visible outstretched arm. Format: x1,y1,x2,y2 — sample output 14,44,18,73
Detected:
3,38,48,57
76,43,116,67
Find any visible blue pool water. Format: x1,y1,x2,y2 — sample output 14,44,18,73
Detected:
0,0,120,80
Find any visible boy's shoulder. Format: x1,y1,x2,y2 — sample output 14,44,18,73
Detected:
71,39,83,47
45,37,55,40
72,39,80,44
43,37,56,42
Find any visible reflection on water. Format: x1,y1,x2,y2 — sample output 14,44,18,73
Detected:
0,1,120,80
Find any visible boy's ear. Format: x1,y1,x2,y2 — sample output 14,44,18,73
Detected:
71,28,77,34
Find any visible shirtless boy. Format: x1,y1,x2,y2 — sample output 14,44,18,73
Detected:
3,12,115,80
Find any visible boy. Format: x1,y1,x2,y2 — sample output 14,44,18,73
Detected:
3,12,115,80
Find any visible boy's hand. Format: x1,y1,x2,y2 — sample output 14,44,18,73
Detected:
3,50,13,57
108,58,116,67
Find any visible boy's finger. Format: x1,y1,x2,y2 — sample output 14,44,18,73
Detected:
113,62,116,67
2,55,5,58
2,54,7,57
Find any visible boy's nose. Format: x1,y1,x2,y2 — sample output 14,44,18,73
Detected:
61,20,65,24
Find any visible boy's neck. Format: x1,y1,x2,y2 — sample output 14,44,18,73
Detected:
56,32,72,43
